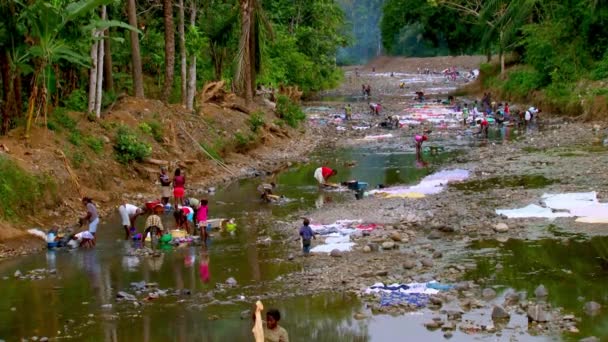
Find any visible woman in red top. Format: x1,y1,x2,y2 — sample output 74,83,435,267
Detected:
314,166,338,186
173,168,186,207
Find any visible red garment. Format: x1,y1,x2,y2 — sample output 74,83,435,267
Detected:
481,118,489,127
321,167,334,179
174,175,186,188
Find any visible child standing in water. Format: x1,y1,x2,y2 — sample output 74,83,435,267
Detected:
414,134,428,159
299,218,315,256
196,199,209,245
172,168,186,207
462,103,469,126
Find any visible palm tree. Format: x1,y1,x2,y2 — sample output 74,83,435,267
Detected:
234,0,272,103
162,0,176,103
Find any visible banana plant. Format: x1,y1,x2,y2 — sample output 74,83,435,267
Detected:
17,0,137,138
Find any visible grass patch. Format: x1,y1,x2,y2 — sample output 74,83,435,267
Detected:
85,136,104,154
276,95,305,128
248,111,265,133
0,156,58,220
451,175,557,192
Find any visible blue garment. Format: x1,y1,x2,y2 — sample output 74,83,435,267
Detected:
380,292,429,307
299,225,314,240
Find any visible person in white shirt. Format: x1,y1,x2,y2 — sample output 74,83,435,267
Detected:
118,203,144,239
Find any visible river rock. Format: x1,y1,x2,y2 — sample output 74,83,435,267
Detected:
583,301,601,316
579,337,600,342
375,270,388,277
14,270,21,278
491,305,510,320
527,304,550,322
482,288,497,299
382,241,395,250
330,249,343,257
403,259,417,270
240,309,251,319
432,251,443,259
424,321,441,329
389,232,402,242
504,292,520,306
116,291,137,301
354,312,368,320
226,277,238,287
427,231,442,240
363,246,372,253
429,295,444,305
421,258,434,267
367,243,379,252
493,223,509,233
534,284,548,298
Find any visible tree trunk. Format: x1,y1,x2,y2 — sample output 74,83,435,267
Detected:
95,6,106,118
162,0,176,103
235,0,254,103
178,0,187,106
486,49,491,63
499,30,505,76
186,0,197,111
1,52,11,134
88,31,99,115
103,28,114,91
211,44,224,81
127,0,144,98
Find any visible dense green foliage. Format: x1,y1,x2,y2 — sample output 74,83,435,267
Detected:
380,0,608,115
113,126,152,164
336,0,385,64
0,0,349,137
0,156,57,220
381,0,481,56
275,95,306,128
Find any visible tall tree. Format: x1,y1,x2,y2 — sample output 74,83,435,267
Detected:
186,0,198,110
127,0,144,98
103,28,113,91
162,0,176,103
178,0,187,106
235,0,255,102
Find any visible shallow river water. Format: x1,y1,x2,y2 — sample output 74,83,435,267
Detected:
1,74,605,341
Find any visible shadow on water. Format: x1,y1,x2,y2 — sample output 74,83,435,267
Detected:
464,235,608,339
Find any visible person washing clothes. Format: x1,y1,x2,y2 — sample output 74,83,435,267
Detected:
257,182,277,202
313,166,338,187
480,115,490,138
119,203,144,239
79,197,99,236
299,218,316,256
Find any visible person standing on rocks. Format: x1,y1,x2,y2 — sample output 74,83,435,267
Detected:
173,168,186,207
313,166,338,187
80,197,99,236
344,104,352,120
299,218,316,256
159,166,172,206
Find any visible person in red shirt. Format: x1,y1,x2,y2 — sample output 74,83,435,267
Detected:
313,166,338,186
480,115,489,138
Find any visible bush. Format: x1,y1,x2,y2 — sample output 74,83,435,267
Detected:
0,156,57,220
147,121,164,143
68,130,83,146
501,68,544,98
234,132,249,148
139,121,164,143
62,89,88,112
51,108,77,131
70,150,85,169
248,111,265,132
276,95,305,128
85,136,104,154
114,126,152,164
591,53,608,80
200,142,224,162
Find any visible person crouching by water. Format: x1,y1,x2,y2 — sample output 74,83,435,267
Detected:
313,166,338,187
68,230,95,249
159,166,172,206
80,197,99,236
144,205,165,240
258,182,277,203
119,203,144,239
414,134,428,160
252,308,289,342
299,218,316,257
